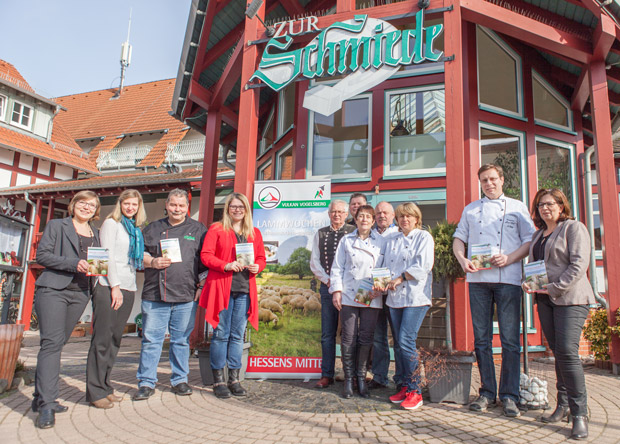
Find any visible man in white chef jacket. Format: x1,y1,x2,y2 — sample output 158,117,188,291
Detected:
453,164,535,418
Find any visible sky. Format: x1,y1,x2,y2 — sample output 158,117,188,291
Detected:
0,0,192,98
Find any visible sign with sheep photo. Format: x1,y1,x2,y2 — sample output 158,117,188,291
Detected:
248,180,330,378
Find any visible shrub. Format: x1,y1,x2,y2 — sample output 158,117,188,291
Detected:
582,308,620,361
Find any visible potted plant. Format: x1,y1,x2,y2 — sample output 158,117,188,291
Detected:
423,221,475,404
582,307,620,369
194,325,252,386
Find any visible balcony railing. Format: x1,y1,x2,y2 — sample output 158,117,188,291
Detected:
165,138,236,166
97,145,152,170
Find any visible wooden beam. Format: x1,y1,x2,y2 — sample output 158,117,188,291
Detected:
571,68,590,111
607,66,620,84
336,0,356,13
280,0,305,17
192,0,219,85
200,22,245,73
592,13,616,62
460,0,592,64
588,60,620,365
187,79,239,129
210,35,244,110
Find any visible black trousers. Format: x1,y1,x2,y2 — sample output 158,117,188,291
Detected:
33,286,90,410
86,285,134,402
340,305,381,347
536,295,589,416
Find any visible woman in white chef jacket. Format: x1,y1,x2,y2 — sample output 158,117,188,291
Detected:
384,202,434,411
330,205,385,399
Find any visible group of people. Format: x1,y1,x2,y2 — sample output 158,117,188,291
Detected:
32,163,595,441
32,189,264,428
312,165,594,441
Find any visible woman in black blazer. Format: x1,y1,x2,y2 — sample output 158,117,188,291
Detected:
32,190,101,429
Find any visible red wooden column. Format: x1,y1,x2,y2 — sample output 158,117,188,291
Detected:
588,60,620,368
234,2,263,199
18,197,43,330
444,1,473,351
191,110,223,348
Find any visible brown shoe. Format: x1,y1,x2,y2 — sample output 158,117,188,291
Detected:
90,398,114,409
314,377,334,388
107,393,124,403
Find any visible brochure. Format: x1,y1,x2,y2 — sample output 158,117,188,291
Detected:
86,247,109,276
523,260,549,293
354,278,374,306
236,243,255,266
160,238,182,263
470,243,494,270
372,268,391,291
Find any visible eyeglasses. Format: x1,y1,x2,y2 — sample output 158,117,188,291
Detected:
537,202,558,209
229,205,246,211
329,211,347,215
76,201,97,210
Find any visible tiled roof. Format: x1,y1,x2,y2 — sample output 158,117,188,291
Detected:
0,125,98,174
0,168,208,196
54,79,188,167
0,59,35,93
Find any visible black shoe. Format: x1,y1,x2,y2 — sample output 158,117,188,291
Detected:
133,386,155,401
541,404,570,423
342,378,354,399
356,345,371,398
367,379,388,390
172,382,193,396
502,398,521,418
31,399,68,414
36,409,55,429
570,416,588,440
341,344,355,399
228,368,247,397
469,395,496,412
212,368,232,399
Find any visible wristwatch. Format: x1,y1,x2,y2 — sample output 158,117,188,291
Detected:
401,272,407,281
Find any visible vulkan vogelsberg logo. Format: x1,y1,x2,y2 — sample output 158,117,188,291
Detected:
250,9,443,116
314,185,325,199
257,186,282,209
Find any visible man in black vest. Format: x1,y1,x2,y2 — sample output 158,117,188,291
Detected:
310,199,355,388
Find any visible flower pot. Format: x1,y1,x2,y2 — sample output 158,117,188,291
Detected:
0,324,24,386
198,341,251,385
427,353,476,404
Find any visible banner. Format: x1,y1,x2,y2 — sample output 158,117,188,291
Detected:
248,180,330,379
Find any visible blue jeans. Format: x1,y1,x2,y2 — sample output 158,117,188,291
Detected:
371,300,403,386
137,300,197,388
210,293,249,370
319,283,339,378
389,305,429,393
469,283,521,403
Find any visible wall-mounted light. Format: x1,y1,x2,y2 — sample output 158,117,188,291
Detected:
245,0,275,37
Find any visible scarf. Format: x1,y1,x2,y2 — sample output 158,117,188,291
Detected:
121,215,144,270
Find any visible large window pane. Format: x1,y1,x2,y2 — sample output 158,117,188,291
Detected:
278,84,295,135
277,145,293,180
533,74,571,130
480,127,522,200
387,88,446,175
311,97,370,177
536,140,573,204
477,27,521,115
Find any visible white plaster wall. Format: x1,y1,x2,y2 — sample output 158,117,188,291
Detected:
54,164,73,179
35,177,49,184
0,147,14,165
15,173,31,186
38,159,51,176
18,154,33,170
0,168,11,188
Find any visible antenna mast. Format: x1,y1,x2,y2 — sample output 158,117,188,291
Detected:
116,9,132,97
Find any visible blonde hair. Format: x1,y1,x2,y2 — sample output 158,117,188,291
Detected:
395,202,423,230
68,190,100,221
220,192,254,239
107,189,147,226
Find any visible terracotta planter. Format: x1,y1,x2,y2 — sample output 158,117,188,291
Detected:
0,324,24,385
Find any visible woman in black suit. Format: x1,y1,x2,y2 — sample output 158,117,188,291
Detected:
32,190,101,429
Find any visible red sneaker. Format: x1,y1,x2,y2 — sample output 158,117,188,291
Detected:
401,391,423,410
389,386,408,404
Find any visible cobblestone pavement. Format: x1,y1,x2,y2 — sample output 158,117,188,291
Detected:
1,332,620,443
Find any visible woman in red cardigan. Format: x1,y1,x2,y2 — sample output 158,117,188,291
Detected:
200,192,266,399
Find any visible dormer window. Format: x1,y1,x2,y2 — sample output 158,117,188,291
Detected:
11,100,33,130
0,94,7,121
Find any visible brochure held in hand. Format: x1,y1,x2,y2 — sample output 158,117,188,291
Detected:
523,260,549,293
87,247,109,276
236,243,255,266
160,238,182,263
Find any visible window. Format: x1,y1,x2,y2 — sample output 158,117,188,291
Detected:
591,194,602,253
384,86,446,177
536,138,576,211
276,143,293,180
309,95,371,179
477,26,523,117
479,124,525,200
11,100,33,129
532,71,572,131
258,160,273,180
0,95,6,121
278,83,295,136
259,107,275,155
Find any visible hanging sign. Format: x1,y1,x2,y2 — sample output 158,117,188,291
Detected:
250,9,444,116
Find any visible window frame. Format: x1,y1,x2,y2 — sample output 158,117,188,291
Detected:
11,99,33,130
259,106,275,156
258,159,273,181
478,121,528,202
534,136,578,218
532,70,574,133
476,26,524,119
383,84,447,179
0,94,7,121
275,141,294,180
277,83,295,138
307,92,373,181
